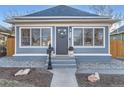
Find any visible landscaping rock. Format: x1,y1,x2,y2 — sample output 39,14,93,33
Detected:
14,69,30,76
88,72,100,83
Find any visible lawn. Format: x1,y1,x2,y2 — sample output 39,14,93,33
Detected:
0,68,53,87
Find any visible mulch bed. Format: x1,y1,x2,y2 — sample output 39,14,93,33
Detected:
0,68,53,87
76,73,124,87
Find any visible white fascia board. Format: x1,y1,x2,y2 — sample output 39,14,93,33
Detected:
14,16,111,19
9,19,114,23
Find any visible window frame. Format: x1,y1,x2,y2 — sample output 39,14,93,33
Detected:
72,27,105,48
19,27,52,48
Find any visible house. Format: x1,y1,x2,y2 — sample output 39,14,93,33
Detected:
111,25,124,40
6,5,117,62
0,25,11,56
0,25,11,46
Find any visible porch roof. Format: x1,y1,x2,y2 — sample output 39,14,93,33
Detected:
111,25,124,35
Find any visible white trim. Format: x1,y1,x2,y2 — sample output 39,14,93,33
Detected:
14,16,111,19
15,23,111,27
13,54,47,56
8,19,115,23
13,53,111,56
72,27,105,48
55,26,56,55
74,54,111,56
19,27,53,48
14,25,17,55
108,26,111,54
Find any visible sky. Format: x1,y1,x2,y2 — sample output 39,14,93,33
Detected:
0,5,124,28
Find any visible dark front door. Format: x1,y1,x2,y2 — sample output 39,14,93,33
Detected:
56,27,68,55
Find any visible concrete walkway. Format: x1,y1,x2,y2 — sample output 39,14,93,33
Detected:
50,67,78,87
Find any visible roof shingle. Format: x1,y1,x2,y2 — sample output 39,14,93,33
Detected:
25,5,99,17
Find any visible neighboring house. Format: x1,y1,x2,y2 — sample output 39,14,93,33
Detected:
0,25,11,46
111,25,124,40
6,5,117,62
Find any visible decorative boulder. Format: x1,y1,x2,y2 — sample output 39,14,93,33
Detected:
88,72,100,83
14,69,30,76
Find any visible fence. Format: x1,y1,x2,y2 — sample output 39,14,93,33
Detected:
6,36,15,56
110,40,124,58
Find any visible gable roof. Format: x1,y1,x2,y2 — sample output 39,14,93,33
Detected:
25,5,99,17
111,25,124,35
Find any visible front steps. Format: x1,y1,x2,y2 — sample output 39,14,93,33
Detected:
46,56,77,68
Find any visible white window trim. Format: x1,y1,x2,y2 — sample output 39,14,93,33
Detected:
72,27,105,48
15,25,17,55
19,27,53,48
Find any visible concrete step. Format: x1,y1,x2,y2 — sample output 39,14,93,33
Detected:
45,56,77,68
45,62,77,69
51,56,75,60
52,64,77,68
51,60,76,64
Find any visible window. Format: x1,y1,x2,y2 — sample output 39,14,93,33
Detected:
73,28,83,46
41,28,51,46
20,27,51,47
31,28,40,46
21,29,30,46
73,27,104,47
94,28,104,46
84,28,93,46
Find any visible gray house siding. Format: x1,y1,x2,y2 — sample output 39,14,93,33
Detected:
75,55,111,62
16,26,109,54
15,25,111,62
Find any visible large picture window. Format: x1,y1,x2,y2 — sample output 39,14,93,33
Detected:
20,27,52,47
73,27,104,47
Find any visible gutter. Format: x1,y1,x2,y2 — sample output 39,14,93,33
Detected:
14,16,112,19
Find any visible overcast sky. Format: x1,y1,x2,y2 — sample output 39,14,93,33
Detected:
0,5,124,28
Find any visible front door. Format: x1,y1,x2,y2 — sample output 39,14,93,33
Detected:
56,27,68,55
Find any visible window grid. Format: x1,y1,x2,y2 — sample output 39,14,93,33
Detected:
73,27,104,47
20,27,52,47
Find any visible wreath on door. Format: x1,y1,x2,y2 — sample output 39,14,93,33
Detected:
58,29,67,38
